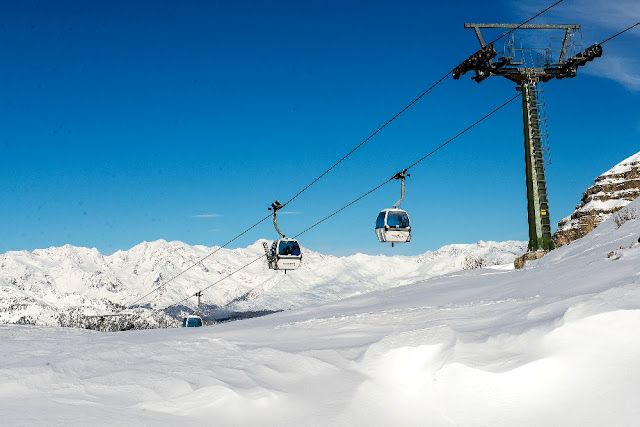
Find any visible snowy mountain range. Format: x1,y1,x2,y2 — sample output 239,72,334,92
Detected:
0,239,526,329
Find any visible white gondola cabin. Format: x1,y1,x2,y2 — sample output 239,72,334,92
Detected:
263,200,303,272
375,208,411,244
268,238,302,271
375,169,412,246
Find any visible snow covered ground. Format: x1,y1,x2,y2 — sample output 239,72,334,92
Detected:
1,199,640,425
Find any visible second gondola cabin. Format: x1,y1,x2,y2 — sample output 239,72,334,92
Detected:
375,208,411,244
268,238,302,271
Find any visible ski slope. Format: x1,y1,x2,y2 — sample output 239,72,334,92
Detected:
1,199,639,425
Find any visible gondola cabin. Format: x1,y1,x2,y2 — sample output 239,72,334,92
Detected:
268,238,302,271
375,208,411,244
182,315,203,327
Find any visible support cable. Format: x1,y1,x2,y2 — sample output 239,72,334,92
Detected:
404,95,519,171
292,94,520,239
162,15,637,313
164,94,520,312
121,1,566,311
281,0,566,209
170,256,266,309
280,74,450,209
599,21,640,45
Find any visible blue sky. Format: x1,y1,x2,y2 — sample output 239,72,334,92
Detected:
1,0,638,256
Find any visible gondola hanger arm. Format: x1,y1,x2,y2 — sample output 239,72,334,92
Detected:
268,200,286,238
392,169,409,209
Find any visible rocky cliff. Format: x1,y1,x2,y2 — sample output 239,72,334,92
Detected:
553,151,640,247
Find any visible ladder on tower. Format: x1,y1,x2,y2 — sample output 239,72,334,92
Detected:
522,70,553,251
534,83,552,166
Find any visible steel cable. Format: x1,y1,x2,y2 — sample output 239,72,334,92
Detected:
121,0,567,311
600,21,640,45
164,94,520,312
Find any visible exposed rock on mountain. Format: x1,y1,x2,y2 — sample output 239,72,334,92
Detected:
553,152,640,247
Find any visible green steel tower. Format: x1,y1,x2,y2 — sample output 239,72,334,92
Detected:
453,23,602,252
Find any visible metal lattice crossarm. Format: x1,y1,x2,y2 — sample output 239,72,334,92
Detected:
455,23,594,84
555,43,603,79
452,44,497,80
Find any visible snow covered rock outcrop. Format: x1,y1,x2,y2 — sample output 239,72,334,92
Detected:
553,151,640,247
0,239,526,328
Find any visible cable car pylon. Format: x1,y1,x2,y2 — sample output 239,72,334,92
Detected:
453,22,603,253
